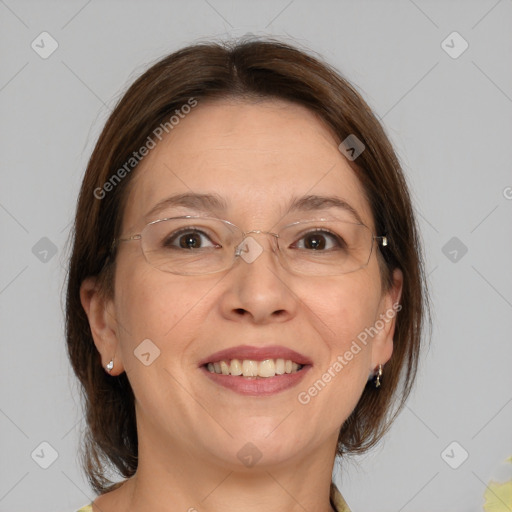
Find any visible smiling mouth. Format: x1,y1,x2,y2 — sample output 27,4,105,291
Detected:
204,358,305,378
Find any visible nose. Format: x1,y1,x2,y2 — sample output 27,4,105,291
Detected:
218,233,298,324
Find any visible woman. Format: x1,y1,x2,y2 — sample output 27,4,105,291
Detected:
67,38,428,512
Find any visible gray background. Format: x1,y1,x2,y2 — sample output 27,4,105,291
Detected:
1,0,511,510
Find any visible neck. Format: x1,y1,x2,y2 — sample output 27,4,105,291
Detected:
100,418,339,512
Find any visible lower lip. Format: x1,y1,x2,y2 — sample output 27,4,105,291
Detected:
200,365,312,396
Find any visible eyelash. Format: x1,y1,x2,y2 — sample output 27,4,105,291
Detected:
164,228,346,250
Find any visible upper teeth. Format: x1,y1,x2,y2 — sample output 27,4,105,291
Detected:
206,358,303,378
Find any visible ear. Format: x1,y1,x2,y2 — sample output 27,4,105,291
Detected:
80,276,125,375
370,268,403,370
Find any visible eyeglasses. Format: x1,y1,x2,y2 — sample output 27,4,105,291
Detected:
112,216,388,276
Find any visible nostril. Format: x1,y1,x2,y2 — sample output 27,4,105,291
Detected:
234,308,248,316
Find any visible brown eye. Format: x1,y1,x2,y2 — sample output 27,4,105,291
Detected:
164,229,217,250
302,233,326,250
294,231,345,251
178,232,202,249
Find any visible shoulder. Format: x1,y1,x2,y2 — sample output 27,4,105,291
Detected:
330,481,353,512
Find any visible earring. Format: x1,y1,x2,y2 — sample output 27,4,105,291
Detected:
106,359,114,372
374,364,383,388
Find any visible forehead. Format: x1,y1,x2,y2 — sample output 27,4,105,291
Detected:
122,99,374,232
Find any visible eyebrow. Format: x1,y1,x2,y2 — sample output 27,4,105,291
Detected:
144,192,364,225
287,195,364,225
144,193,228,221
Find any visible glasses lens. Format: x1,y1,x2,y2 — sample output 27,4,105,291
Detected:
278,220,374,275
141,217,239,275
138,217,374,276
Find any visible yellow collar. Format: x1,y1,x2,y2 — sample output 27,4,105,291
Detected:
330,481,352,512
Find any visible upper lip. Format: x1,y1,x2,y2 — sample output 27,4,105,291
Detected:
198,345,313,367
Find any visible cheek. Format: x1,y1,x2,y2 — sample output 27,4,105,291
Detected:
111,264,220,421
298,272,382,349
292,274,381,418
113,263,208,365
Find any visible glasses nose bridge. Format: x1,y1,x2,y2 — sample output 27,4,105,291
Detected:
234,229,280,258
244,229,279,238
244,229,279,246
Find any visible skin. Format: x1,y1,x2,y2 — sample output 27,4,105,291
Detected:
80,98,402,512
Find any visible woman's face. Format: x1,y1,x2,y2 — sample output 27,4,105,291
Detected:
85,99,401,470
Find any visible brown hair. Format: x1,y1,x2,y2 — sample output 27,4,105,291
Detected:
65,37,430,493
